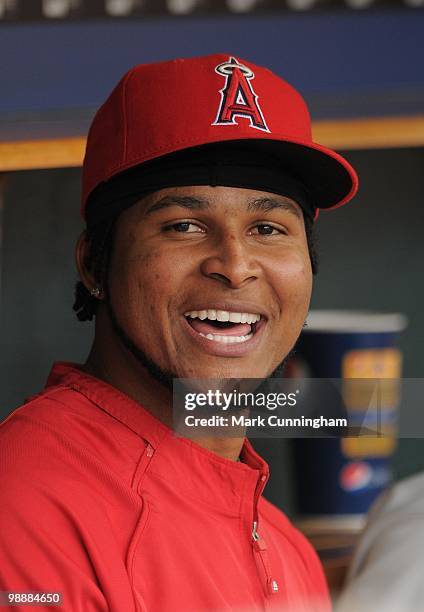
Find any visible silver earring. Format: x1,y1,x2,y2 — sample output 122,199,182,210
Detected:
90,286,102,298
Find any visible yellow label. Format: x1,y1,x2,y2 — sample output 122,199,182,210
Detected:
342,348,402,411
342,348,402,379
342,435,397,459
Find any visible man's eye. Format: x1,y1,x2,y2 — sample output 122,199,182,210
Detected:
251,224,283,236
164,222,204,233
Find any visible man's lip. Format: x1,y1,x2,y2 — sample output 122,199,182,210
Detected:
181,315,267,358
182,301,269,320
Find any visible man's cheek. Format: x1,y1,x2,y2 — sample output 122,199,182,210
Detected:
272,271,312,311
271,249,310,277
115,249,165,289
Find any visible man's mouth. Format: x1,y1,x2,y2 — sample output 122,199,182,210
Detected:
183,309,262,344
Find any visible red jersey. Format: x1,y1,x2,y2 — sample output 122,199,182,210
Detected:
0,363,330,611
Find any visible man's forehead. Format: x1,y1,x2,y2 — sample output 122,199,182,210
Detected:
136,186,303,220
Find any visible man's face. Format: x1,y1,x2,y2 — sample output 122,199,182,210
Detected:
106,185,313,381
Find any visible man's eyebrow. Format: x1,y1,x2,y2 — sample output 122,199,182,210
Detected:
144,196,211,216
143,194,302,219
247,197,302,219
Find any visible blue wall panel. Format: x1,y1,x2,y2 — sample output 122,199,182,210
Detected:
1,10,424,140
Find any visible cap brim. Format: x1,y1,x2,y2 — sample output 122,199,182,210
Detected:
85,136,358,225
227,137,358,212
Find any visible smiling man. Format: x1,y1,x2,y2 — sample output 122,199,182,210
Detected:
0,55,358,611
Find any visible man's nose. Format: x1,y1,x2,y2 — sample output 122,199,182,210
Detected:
199,233,260,289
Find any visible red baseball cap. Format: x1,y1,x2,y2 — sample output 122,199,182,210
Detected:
82,53,358,221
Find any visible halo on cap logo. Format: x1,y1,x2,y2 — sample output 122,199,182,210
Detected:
212,57,270,133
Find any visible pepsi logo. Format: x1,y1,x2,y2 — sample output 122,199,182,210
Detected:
340,461,372,492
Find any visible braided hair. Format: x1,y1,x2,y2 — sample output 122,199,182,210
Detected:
73,217,116,322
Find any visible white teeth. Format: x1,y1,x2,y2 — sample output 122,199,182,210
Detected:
199,333,253,344
184,309,261,323
216,310,229,322
246,314,259,324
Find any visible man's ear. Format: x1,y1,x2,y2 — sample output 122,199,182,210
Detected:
75,231,103,296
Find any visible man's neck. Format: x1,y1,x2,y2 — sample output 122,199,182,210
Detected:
83,332,244,463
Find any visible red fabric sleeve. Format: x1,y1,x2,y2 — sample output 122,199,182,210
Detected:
0,410,139,612
0,476,109,611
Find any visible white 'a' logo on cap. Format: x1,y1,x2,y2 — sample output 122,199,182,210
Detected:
212,57,270,133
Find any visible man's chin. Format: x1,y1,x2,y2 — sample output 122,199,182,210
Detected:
177,361,287,382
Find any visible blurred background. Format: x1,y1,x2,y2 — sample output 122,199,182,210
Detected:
1,0,423,551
